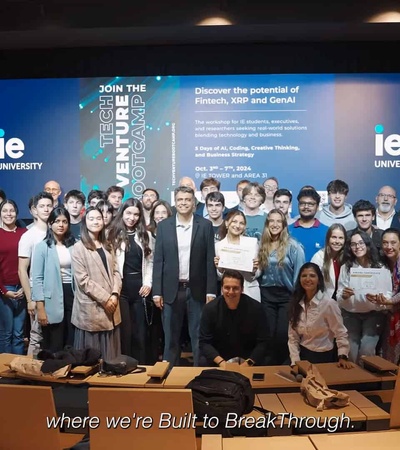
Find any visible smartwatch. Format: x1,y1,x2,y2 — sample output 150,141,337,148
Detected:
338,355,348,361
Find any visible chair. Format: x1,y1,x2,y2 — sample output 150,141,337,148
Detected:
88,387,197,450
0,384,84,450
390,367,400,428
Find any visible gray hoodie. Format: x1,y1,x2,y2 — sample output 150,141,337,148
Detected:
316,203,356,231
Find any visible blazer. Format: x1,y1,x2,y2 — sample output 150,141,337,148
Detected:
115,231,154,287
31,241,72,324
152,214,217,304
71,241,122,332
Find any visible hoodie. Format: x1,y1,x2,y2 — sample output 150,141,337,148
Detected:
316,203,356,231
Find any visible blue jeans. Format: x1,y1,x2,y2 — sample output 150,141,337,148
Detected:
162,287,204,368
342,309,386,364
0,285,26,354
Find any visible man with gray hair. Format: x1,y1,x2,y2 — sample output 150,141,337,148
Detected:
374,185,400,230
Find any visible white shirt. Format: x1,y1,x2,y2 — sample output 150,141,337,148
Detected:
18,225,47,286
288,291,349,365
311,249,336,299
376,210,396,230
56,245,72,283
176,215,193,281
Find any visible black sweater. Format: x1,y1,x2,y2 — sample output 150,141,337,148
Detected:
199,294,269,365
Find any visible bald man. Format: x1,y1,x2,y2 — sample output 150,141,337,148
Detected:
44,180,62,207
374,185,400,230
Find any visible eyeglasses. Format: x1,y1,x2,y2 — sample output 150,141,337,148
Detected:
350,241,366,249
299,202,317,208
263,185,277,192
378,193,396,200
45,188,60,194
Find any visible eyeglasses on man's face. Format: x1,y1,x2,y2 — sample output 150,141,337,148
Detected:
377,193,396,200
299,201,317,208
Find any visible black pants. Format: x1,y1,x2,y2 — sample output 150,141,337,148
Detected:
300,345,337,363
120,274,146,363
261,286,291,365
41,283,74,353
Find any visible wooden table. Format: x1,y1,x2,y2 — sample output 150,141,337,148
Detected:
257,389,390,434
202,434,316,450
87,367,165,388
0,353,94,385
163,365,301,391
296,361,396,390
309,430,400,450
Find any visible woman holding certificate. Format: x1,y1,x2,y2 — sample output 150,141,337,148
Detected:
258,209,305,365
337,230,392,364
367,228,400,364
214,210,260,301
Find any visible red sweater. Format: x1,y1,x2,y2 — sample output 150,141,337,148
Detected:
0,227,27,295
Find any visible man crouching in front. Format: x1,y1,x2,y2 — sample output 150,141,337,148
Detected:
199,269,269,367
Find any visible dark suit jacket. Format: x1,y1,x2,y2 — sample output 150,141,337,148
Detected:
152,214,217,304
372,211,400,230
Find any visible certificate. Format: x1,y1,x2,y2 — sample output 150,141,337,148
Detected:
218,237,258,273
349,267,389,295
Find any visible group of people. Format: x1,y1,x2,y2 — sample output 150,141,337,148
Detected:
0,176,399,370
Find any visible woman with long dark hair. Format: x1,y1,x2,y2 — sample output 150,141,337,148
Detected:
108,198,154,363
258,208,305,364
0,200,27,354
337,229,392,363
288,262,351,367
311,223,346,299
32,207,75,352
147,200,173,238
71,207,122,359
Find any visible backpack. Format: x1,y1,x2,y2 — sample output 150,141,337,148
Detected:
186,369,255,422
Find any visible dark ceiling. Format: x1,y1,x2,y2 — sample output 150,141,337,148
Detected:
1,0,400,49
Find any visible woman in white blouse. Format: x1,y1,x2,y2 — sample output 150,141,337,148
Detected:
288,262,351,367
311,223,346,299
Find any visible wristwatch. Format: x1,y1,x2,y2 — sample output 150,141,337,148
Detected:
338,354,348,361
245,358,255,366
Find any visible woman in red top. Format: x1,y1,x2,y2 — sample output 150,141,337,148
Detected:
0,199,27,354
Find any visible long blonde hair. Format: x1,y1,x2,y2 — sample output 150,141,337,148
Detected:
258,209,289,269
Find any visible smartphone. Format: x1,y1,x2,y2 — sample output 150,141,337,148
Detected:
252,373,265,381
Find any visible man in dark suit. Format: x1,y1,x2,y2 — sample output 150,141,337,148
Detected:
152,186,217,367
374,185,400,230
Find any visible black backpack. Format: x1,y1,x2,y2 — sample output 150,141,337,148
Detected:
186,369,255,422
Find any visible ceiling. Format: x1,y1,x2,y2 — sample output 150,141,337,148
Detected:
1,0,400,49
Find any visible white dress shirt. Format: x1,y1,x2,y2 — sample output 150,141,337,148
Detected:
176,215,193,281
288,290,349,366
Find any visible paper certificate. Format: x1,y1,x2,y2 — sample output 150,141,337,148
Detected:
349,267,389,295
218,237,258,273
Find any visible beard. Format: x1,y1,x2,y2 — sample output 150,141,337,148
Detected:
379,203,392,213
